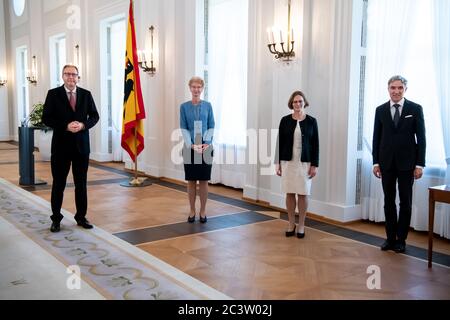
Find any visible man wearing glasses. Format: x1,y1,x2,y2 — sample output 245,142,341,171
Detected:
42,64,99,232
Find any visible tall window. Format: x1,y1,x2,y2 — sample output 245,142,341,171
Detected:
16,46,29,125
203,0,248,147
364,0,446,169
101,16,126,161
196,0,249,188
49,34,66,88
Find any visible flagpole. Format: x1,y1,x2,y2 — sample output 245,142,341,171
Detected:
129,127,141,186
119,0,151,188
134,127,138,181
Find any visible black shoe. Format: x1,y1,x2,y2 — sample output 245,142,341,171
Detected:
187,215,195,223
76,219,94,229
297,232,305,239
50,222,60,233
380,240,395,251
199,215,207,223
285,225,296,237
394,242,406,253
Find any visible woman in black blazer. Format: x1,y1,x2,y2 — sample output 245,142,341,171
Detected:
275,91,319,238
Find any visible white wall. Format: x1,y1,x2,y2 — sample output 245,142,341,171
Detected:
2,0,365,223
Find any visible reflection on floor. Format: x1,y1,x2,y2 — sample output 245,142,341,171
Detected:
1,141,449,299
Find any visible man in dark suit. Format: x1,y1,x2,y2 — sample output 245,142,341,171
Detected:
42,64,99,232
372,75,426,253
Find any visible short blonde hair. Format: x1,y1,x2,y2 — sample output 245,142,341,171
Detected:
188,76,204,87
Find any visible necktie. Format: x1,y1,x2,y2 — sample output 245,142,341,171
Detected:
69,91,76,111
393,104,400,128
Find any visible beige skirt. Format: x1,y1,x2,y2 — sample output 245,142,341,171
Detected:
281,160,312,195
280,123,311,195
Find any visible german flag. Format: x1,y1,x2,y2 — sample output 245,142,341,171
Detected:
121,0,145,162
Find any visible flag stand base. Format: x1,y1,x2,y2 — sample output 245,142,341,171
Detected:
120,177,152,188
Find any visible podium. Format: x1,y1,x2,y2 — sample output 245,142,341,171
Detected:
18,126,47,186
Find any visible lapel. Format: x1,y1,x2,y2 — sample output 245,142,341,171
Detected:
397,98,410,128
75,88,81,113
382,102,394,129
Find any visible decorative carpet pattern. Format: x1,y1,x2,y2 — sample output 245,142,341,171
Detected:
0,178,230,300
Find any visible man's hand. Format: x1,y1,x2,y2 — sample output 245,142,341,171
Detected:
67,121,84,133
414,167,423,180
373,165,381,179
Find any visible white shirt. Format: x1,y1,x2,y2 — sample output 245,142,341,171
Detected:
64,86,77,100
390,98,405,120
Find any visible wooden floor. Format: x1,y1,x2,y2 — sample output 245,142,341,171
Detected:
1,141,449,299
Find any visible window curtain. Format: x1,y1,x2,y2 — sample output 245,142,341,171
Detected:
361,0,450,238
431,0,450,237
208,0,248,188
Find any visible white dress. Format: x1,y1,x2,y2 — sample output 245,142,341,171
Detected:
281,121,312,195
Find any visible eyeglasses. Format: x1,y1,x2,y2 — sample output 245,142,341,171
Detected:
63,73,79,77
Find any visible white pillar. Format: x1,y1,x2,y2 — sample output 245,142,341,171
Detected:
0,0,10,141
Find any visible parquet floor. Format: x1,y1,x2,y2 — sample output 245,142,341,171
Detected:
1,141,449,299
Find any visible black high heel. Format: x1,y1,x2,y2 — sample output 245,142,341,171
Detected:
297,229,305,238
187,215,195,223
285,225,296,237
199,215,207,223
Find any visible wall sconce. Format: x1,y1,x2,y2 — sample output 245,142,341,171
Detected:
137,26,156,76
74,44,80,67
27,55,38,85
0,76,6,86
267,0,295,62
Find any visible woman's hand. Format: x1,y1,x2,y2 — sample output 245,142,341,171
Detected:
192,144,203,154
200,144,210,153
276,164,282,176
309,166,318,179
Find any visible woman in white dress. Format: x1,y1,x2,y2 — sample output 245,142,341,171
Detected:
275,91,319,238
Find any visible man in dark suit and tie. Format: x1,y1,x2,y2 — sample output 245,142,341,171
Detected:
372,75,426,253
42,64,99,232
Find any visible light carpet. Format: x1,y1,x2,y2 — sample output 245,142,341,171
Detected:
0,178,231,300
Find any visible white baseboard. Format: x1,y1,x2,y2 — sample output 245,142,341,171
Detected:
162,167,185,182
143,164,161,178
90,152,113,162
308,200,362,222
243,185,257,200
0,135,12,141
266,191,362,223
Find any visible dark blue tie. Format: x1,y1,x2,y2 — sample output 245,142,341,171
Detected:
393,104,400,128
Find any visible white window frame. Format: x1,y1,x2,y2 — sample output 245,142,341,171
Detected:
16,46,29,126
49,33,67,88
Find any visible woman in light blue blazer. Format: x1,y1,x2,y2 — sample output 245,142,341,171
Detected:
180,77,215,224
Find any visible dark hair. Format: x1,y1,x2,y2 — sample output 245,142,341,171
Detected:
288,90,309,109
